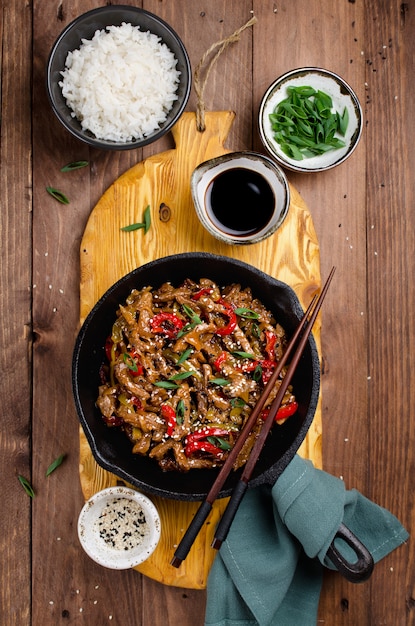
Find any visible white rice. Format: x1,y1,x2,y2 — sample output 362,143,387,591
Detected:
59,22,181,142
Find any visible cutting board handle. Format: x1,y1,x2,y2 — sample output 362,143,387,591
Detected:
170,111,235,160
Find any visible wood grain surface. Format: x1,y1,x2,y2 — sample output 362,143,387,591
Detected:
1,0,414,624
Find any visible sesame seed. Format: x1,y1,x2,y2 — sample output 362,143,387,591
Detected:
95,498,149,551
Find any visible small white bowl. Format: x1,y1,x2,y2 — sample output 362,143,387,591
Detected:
191,151,290,245
78,486,161,569
258,67,362,173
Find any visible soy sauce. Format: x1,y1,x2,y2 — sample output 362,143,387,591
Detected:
205,167,275,237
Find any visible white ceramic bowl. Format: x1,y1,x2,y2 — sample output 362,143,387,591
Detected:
191,151,290,245
78,486,161,569
258,67,362,173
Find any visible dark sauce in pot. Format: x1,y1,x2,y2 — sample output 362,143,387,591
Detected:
205,167,275,237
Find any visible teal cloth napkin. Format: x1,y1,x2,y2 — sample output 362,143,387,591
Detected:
205,455,409,626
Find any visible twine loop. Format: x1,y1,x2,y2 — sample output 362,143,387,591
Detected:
193,16,257,132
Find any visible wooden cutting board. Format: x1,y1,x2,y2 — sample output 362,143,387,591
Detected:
78,111,322,589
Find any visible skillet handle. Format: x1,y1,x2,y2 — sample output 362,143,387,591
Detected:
326,522,374,583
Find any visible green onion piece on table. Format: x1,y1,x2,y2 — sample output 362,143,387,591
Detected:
46,454,66,477
60,161,89,172
18,475,35,497
46,187,70,204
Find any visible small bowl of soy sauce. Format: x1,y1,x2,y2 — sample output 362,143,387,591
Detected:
191,151,290,245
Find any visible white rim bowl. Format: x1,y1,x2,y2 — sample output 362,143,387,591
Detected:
258,67,362,173
78,486,161,569
191,151,290,245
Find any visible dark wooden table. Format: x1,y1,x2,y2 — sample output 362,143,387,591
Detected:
2,1,414,624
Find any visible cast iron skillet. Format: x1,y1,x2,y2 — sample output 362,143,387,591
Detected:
72,253,373,582
72,252,320,499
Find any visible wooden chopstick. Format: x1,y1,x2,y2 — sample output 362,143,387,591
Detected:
211,266,336,549
170,268,334,567
170,296,315,568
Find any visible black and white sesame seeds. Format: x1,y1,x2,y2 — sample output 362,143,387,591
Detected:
95,498,149,551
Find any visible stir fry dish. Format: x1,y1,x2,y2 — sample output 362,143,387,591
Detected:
97,278,298,472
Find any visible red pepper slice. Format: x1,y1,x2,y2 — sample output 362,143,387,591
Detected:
184,439,225,458
161,404,176,437
213,351,228,371
260,401,298,423
150,313,184,339
264,330,277,361
191,287,214,300
275,401,298,421
215,299,237,336
237,358,275,383
129,349,144,376
185,427,233,457
260,359,276,384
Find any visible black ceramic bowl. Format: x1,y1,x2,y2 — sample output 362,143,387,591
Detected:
72,253,320,500
46,6,191,150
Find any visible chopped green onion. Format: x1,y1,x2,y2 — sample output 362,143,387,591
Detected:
252,322,261,338
60,161,89,172
338,107,349,136
176,324,191,338
120,222,145,232
121,205,151,233
235,307,260,319
177,348,193,364
169,371,196,381
123,353,138,372
182,304,202,324
232,351,256,359
46,187,69,204
176,399,185,421
177,305,202,338
143,205,151,234
231,397,247,408
269,85,349,161
207,436,232,451
210,377,231,386
154,380,180,389
46,454,65,477
18,475,35,497
253,365,263,382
